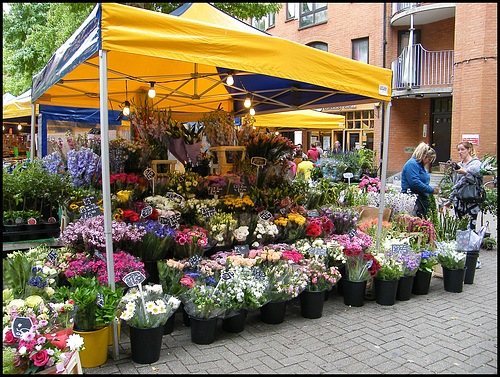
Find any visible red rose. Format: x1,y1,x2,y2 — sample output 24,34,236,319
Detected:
117,173,127,183
4,330,16,344
30,349,49,367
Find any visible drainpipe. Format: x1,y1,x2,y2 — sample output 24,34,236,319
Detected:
379,3,387,178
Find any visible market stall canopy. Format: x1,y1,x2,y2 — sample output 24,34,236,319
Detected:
31,3,392,121
252,110,345,130
3,89,36,119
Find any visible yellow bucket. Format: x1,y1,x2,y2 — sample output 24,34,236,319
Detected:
74,326,109,368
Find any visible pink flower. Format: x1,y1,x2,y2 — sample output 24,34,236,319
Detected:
30,349,49,367
180,276,195,288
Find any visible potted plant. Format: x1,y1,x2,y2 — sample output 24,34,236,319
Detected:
413,248,439,295
435,240,467,293
394,250,422,301
372,252,403,306
118,283,180,363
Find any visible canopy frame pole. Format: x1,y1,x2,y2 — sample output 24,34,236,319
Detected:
376,101,392,251
99,49,119,360
30,103,36,159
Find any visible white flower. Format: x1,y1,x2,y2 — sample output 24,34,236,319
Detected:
168,296,181,310
66,334,85,352
145,301,156,313
18,346,27,355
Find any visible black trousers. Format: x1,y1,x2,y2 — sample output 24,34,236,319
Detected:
414,194,430,219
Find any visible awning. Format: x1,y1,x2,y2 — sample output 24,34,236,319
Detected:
252,110,345,130
31,3,392,120
3,89,36,119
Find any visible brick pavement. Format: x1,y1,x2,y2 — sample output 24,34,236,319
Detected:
85,248,497,374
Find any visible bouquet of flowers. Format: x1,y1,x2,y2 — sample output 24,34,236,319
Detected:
394,250,422,277
435,240,466,270
262,260,308,303
328,229,372,255
293,238,328,262
59,215,146,253
372,252,403,280
179,276,227,319
252,218,279,247
143,195,178,218
158,259,188,297
358,218,392,241
273,212,307,242
118,283,180,329
323,238,346,268
393,214,437,244
321,207,358,235
358,175,386,193
131,220,176,261
219,195,255,213
305,216,335,239
205,211,237,246
173,226,210,259
417,248,439,274
344,247,381,282
66,147,101,188
299,258,341,292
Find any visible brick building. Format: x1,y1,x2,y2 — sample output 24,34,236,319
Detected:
249,3,497,175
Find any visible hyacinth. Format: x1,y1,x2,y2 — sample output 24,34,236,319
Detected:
59,215,146,253
66,147,100,187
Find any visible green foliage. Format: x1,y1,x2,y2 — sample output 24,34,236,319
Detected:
481,237,496,250
2,252,33,299
480,187,497,217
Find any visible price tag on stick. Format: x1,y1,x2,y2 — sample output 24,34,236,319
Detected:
47,250,58,264
122,271,148,324
12,317,33,338
188,255,203,269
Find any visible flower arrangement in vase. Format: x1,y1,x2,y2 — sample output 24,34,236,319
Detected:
343,247,381,282
372,252,403,281
262,259,308,303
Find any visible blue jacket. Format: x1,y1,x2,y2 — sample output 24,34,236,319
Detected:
401,157,434,196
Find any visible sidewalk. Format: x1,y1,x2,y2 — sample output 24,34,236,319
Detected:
85,247,497,374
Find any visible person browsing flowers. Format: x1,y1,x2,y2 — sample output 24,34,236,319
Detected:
401,142,440,219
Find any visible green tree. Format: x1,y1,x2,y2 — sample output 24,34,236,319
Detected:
3,3,282,96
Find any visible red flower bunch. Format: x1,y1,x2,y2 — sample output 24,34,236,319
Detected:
363,254,381,277
282,249,304,263
121,206,159,223
305,216,335,238
305,222,322,237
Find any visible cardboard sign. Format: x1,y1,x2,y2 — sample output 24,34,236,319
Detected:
251,157,267,167
259,210,273,221
140,205,153,218
201,207,216,219
188,254,203,268
122,271,146,287
166,192,184,204
79,204,102,220
234,244,250,255
12,317,33,338
82,195,98,206
143,167,156,180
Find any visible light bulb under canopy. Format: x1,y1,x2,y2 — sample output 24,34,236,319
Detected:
244,94,251,108
249,107,255,116
148,82,156,98
226,74,234,86
17,124,22,130
123,101,131,116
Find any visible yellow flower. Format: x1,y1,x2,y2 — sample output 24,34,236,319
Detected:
69,203,79,210
116,190,132,203
117,208,124,215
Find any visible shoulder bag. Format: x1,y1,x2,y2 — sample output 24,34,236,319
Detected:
456,175,486,204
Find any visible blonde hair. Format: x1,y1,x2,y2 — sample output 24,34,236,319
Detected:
412,142,436,163
457,141,477,157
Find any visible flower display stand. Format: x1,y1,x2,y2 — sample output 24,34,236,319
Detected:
36,351,82,374
208,146,246,175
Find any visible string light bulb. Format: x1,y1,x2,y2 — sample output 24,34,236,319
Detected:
17,124,22,130
226,73,234,86
123,101,130,116
244,94,251,108
249,107,255,116
148,82,156,98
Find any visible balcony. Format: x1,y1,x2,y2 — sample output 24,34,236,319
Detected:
391,44,454,98
391,3,456,26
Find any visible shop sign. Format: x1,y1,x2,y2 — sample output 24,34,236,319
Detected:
462,134,479,145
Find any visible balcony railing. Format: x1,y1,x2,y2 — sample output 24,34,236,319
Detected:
391,44,454,90
392,3,422,15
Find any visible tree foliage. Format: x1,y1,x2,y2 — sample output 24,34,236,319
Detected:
3,2,282,96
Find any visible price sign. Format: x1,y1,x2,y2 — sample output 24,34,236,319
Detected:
221,271,235,281
140,205,153,218
159,213,181,228
208,186,223,196
233,183,248,194
252,268,266,281
259,210,273,221
166,192,184,204
343,172,354,179
310,248,327,257
201,207,216,219
82,195,98,206
143,168,156,180
392,244,410,254
96,292,104,308
234,244,250,255
122,271,146,288
188,255,203,268
80,204,102,220
47,249,58,263
307,210,319,218
12,317,33,338
251,157,267,167
348,228,357,239
365,260,373,269
279,207,289,216
177,175,185,183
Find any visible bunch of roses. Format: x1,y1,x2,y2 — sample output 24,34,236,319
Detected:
59,215,147,252
253,218,279,247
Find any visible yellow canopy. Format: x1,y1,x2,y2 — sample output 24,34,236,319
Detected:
3,90,36,119
253,110,345,129
31,3,392,121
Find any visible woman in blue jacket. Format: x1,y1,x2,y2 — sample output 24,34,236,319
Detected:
401,142,440,219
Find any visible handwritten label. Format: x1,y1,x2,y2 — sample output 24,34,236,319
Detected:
47,250,58,263
259,210,273,221
82,195,98,206
233,183,248,194
140,205,153,218
188,255,203,268
310,248,327,256
391,244,410,254
221,271,235,281
96,292,104,308
279,207,289,216
122,271,146,287
166,192,184,204
158,213,181,228
307,210,319,218
12,317,33,338
208,186,223,196
201,207,216,219
348,228,357,239
252,268,266,281
343,172,354,179
143,168,156,180
234,244,250,255
251,157,267,167
177,175,185,183
79,204,102,220
365,260,373,269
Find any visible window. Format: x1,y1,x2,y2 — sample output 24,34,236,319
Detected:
307,41,328,52
286,3,297,20
252,12,275,31
398,29,421,57
340,110,375,151
352,38,369,64
299,3,328,28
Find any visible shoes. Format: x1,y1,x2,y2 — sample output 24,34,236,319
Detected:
476,260,482,269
